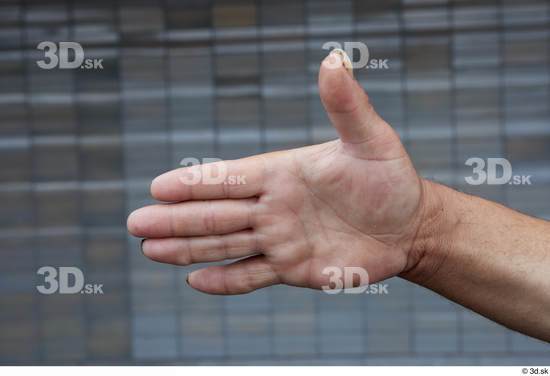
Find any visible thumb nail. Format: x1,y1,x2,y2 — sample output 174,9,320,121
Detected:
329,48,354,78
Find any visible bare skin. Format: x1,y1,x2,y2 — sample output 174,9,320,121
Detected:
127,51,550,342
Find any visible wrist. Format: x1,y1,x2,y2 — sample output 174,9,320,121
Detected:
400,179,458,284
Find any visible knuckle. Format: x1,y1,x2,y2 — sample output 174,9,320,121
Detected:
202,202,217,233
178,240,192,266
221,176,231,198
248,199,260,228
219,236,230,259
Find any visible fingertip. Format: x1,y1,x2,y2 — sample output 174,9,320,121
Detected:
187,270,196,286
140,238,151,257
140,239,166,263
323,48,353,76
126,208,142,237
150,176,159,198
150,173,168,201
151,169,194,202
127,207,158,238
319,53,360,114
187,267,234,295
140,238,146,253
186,268,215,294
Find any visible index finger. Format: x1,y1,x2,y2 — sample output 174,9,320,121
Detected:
151,156,266,202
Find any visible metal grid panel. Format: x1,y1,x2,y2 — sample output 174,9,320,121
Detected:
0,0,549,365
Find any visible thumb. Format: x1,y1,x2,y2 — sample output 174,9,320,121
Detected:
319,49,404,160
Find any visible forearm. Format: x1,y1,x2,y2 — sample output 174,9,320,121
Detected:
403,179,550,342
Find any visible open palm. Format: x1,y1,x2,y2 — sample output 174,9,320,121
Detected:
127,51,426,294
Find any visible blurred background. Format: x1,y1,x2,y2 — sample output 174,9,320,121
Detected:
0,0,549,365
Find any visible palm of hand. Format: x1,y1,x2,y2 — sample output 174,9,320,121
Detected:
253,138,422,290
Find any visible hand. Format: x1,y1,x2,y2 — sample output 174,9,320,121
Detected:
127,51,429,295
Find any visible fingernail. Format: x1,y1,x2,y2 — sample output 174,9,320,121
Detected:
140,239,146,254
186,270,198,287
330,48,354,78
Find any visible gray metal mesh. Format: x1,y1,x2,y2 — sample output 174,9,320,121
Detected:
0,0,549,364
